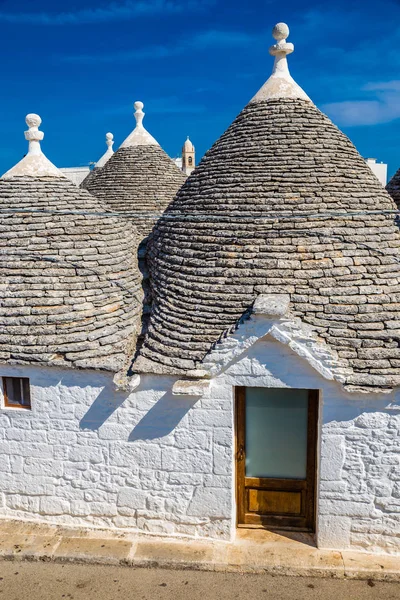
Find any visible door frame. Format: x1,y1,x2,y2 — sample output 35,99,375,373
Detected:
235,386,319,532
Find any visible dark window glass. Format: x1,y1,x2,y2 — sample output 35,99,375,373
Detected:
3,377,31,409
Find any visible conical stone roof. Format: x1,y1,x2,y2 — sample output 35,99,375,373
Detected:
136,24,400,392
387,167,400,207
80,132,115,189
81,101,186,236
0,114,142,372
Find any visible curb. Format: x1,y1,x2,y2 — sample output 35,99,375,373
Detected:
0,521,399,582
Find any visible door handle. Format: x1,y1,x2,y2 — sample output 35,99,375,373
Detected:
237,445,244,461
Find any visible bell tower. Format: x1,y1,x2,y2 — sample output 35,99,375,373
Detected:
182,136,195,176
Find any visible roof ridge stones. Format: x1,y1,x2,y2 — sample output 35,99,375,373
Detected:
135,24,400,392
0,114,143,372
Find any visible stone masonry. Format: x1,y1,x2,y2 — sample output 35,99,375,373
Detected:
1,334,399,552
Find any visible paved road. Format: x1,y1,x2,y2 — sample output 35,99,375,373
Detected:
0,561,399,600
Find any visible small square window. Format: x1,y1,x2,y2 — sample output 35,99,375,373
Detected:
2,377,31,409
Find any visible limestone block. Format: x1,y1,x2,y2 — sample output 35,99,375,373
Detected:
70,501,91,517
252,294,290,316
117,487,148,510
24,458,63,478
164,496,191,515
317,515,351,549
189,409,231,428
319,499,373,517
174,429,211,451
146,496,165,512
68,446,104,464
167,472,203,486
161,448,212,474
214,445,233,476
89,502,118,517
354,413,391,429
5,494,40,513
187,487,231,518
320,435,346,481
110,443,162,469
172,379,210,396
40,498,70,515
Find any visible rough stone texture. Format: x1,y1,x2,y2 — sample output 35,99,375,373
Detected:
1,333,399,553
81,145,186,237
0,365,232,540
80,167,99,189
139,98,400,391
387,167,400,207
0,176,142,371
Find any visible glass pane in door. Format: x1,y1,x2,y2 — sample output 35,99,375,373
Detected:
245,388,309,479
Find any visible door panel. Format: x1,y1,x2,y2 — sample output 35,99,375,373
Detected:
236,387,318,532
248,490,302,514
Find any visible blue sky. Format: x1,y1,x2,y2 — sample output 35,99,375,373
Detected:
1,0,400,178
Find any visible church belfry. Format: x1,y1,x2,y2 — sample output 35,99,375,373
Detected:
182,136,195,175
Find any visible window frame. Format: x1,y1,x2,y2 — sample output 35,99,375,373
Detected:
2,376,32,410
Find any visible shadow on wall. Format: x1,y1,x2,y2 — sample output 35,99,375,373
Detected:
128,391,198,441
79,382,199,441
79,386,127,431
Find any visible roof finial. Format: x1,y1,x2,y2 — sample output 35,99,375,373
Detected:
250,22,311,103
25,113,44,156
134,101,145,129
119,100,159,148
105,132,114,149
1,113,64,179
269,23,293,76
95,132,115,168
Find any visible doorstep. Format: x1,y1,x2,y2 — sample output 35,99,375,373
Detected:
0,519,398,581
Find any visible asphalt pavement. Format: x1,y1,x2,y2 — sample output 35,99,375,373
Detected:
0,561,399,600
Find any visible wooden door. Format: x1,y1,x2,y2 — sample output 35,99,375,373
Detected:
236,387,318,532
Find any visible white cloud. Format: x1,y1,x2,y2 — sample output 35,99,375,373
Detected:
322,89,400,127
363,80,400,92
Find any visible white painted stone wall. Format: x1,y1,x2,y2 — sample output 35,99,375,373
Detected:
0,365,233,539
0,333,399,553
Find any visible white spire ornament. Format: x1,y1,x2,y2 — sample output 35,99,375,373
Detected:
1,113,64,179
120,101,159,148
251,22,311,103
95,132,115,168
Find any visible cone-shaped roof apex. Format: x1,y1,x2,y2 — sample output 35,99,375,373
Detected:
2,114,65,179
120,101,159,148
250,22,311,103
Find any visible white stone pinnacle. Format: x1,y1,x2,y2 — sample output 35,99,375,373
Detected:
120,101,159,148
1,113,65,179
95,132,115,168
250,22,311,104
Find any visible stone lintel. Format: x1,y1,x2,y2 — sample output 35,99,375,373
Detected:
252,294,290,317
172,379,210,396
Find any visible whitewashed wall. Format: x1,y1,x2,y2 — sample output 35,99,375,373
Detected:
0,334,399,553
